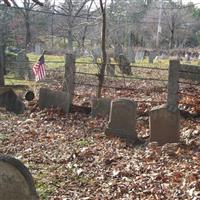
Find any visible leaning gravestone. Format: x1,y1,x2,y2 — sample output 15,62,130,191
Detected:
0,87,25,114
39,88,70,113
105,99,139,142
0,155,39,200
91,97,111,117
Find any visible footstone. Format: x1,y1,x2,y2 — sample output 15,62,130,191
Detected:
105,99,138,142
91,97,111,117
0,155,39,200
39,88,70,113
149,104,180,145
0,87,25,114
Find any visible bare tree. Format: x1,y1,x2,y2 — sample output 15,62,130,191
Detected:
0,5,9,86
10,0,39,49
56,0,92,51
97,0,107,98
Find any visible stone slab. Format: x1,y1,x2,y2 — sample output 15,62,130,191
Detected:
0,155,39,200
91,97,111,117
0,87,25,114
149,104,180,145
105,98,138,142
39,88,70,113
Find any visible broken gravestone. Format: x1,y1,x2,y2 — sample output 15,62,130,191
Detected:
149,104,180,145
39,88,70,113
149,60,180,145
105,99,139,143
0,155,39,200
0,87,25,114
91,97,111,117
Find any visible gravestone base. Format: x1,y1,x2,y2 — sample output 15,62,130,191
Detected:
91,97,111,117
105,128,139,143
149,104,180,145
39,88,70,113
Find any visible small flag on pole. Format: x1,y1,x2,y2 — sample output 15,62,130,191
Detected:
32,53,46,81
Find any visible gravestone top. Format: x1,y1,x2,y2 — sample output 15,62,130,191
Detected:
0,155,39,200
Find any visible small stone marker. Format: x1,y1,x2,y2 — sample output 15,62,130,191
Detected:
148,51,157,64
149,104,180,145
105,99,138,142
91,97,111,117
0,87,25,114
39,88,70,113
135,51,145,62
0,155,39,200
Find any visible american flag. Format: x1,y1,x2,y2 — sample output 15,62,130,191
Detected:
32,54,46,81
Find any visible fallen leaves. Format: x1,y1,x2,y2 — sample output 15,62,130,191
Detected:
0,82,200,199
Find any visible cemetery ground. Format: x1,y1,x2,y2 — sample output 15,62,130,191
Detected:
0,77,200,199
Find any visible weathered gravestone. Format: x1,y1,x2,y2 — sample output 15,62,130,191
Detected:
149,60,180,145
105,99,139,143
91,97,111,117
0,87,25,114
135,51,145,62
148,51,157,64
39,88,70,113
63,53,76,105
127,47,135,63
106,63,115,77
0,155,39,200
149,104,180,145
16,50,29,79
106,57,115,76
179,64,200,82
118,54,132,75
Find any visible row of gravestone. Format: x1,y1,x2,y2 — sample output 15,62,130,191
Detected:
38,88,179,146
92,97,179,146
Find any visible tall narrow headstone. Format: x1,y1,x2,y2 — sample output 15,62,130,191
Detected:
63,53,76,104
149,60,180,145
167,60,180,111
105,99,138,142
0,155,39,200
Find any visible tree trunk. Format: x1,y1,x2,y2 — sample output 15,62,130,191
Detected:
67,29,73,51
0,46,5,86
25,11,31,49
97,0,107,98
169,29,174,49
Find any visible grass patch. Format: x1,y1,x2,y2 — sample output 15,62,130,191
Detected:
0,133,8,141
75,138,92,147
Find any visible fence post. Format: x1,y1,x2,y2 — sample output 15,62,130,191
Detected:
167,60,180,111
63,53,76,105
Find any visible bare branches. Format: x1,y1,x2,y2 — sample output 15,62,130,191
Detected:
4,0,43,7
